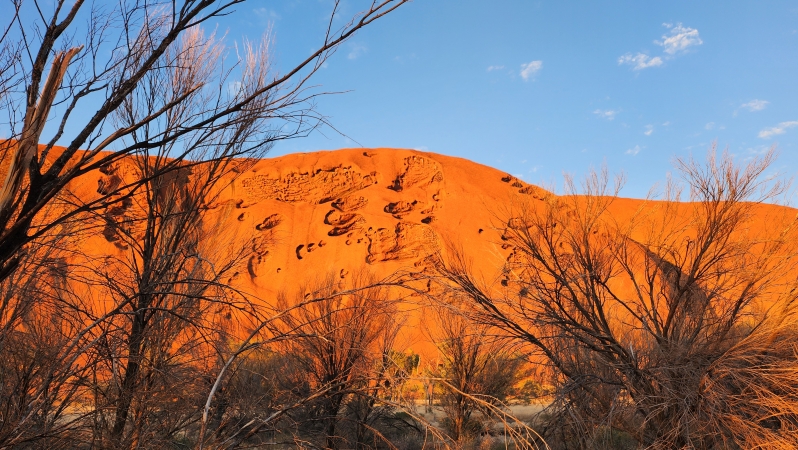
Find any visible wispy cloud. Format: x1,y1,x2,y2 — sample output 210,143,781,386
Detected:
347,43,367,60
619,23,701,71
227,81,243,97
746,145,771,156
487,65,505,72
618,53,663,70
626,145,641,156
705,122,715,130
740,99,769,112
594,109,619,120
520,60,543,81
644,124,654,136
657,23,703,55
253,7,281,20
393,53,417,64
759,121,798,139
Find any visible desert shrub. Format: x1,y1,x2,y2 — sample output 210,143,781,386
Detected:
434,149,798,448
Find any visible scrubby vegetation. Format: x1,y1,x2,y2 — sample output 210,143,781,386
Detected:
432,149,798,449
1,1,797,449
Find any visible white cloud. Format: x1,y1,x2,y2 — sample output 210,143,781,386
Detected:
618,53,663,70
759,121,798,139
253,7,280,20
740,99,769,112
705,122,715,130
619,23,701,71
746,145,770,155
520,60,542,81
487,65,505,72
348,43,367,60
657,23,703,55
626,145,641,156
644,124,654,136
227,81,243,97
393,53,417,64
594,109,619,120
662,121,671,126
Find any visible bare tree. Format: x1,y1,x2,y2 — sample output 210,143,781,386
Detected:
85,153,249,448
0,2,409,447
271,274,403,450
425,300,526,444
0,134,255,449
0,0,408,283
433,148,798,448
0,231,95,449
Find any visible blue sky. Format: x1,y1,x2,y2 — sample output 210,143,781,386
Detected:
6,1,793,198
212,0,798,198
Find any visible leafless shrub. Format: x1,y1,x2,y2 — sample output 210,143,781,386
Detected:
0,0,408,283
268,274,404,449
432,147,798,448
82,157,246,448
0,219,96,449
424,300,527,444
0,1,408,447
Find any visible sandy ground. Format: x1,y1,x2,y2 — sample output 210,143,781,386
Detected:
407,402,549,427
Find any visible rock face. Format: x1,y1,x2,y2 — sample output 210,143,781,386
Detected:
17,146,798,355
72,148,798,304
78,148,546,299
140,147,545,297
93,147,795,302
241,165,378,204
